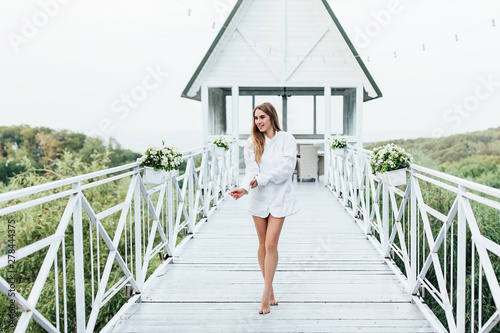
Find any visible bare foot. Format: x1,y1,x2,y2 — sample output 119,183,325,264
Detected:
270,289,278,306
259,300,271,315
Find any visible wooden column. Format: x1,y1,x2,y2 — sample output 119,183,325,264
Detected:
324,86,331,186
282,94,288,131
201,85,209,144
356,85,364,146
232,86,239,182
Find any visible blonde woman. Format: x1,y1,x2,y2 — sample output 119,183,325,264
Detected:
229,102,299,315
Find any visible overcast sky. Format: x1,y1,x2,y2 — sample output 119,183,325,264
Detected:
1,0,499,152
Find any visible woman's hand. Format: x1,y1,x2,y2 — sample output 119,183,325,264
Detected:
229,188,248,200
250,178,258,189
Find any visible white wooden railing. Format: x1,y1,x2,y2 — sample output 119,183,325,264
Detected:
0,142,236,332
328,145,500,333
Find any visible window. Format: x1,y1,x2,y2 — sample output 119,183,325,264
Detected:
287,96,314,134
316,95,344,135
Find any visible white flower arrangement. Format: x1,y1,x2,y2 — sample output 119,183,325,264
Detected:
370,143,412,174
139,142,182,172
213,136,230,150
330,135,347,150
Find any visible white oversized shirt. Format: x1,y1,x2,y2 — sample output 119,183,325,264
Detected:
241,131,299,218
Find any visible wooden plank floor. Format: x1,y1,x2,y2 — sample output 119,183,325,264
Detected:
110,181,436,332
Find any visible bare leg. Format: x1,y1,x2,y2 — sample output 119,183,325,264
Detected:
254,214,285,314
253,217,278,310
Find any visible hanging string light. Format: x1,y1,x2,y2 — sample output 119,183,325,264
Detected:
172,0,499,64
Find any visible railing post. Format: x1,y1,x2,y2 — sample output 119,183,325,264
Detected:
352,151,358,219
382,183,389,257
410,170,417,289
189,157,196,233
203,149,210,217
134,174,143,289
231,140,238,187
168,169,175,254
324,86,331,187
342,157,348,207
330,150,335,189
456,185,467,332
230,143,236,187
72,182,86,332
364,156,371,235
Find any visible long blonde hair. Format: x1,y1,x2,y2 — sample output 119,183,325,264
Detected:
252,102,282,163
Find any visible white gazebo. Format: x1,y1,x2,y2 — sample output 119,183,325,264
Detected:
182,0,382,183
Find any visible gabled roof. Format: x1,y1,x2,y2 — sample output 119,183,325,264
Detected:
182,0,382,102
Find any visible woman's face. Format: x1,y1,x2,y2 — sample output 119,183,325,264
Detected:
254,109,272,134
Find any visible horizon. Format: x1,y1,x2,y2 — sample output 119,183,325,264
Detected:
4,124,499,154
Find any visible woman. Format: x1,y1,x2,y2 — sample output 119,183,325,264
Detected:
229,102,299,315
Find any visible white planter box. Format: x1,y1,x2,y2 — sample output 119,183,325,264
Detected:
376,168,407,187
214,146,228,157
143,168,178,185
333,148,345,157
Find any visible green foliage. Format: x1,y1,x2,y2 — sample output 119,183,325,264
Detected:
0,159,27,185
0,125,141,186
367,127,500,330
0,151,164,332
365,127,500,189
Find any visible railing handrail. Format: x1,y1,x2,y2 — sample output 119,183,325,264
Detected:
0,143,228,204
0,142,237,332
412,164,500,198
0,162,140,203
333,144,500,333
346,145,500,197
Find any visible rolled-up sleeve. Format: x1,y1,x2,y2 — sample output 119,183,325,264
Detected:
241,138,259,193
256,134,296,187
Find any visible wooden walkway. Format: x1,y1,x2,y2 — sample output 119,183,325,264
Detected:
110,182,436,332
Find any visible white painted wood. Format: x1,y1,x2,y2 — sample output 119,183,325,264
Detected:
201,85,209,144
185,0,379,99
73,189,86,333
110,181,437,332
1,146,239,333
456,185,467,333
331,146,500,332
324,86,331,186
5,143,500,332
231,86,240,183
356,85,363,144
0,162,138,204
